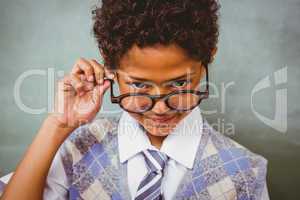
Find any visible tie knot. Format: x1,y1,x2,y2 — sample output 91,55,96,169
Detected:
142,149,168,173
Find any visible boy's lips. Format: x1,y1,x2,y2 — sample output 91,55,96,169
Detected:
147,115,176,123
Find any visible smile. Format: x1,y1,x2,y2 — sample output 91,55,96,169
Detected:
147,115,176,123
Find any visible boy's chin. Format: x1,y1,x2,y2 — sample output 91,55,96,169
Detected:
143,124,176,137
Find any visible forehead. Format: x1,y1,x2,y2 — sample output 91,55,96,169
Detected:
119,44,201,82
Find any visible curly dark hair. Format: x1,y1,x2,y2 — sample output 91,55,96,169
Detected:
92,0,220,69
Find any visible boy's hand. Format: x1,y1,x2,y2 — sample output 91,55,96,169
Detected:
49,58,114,129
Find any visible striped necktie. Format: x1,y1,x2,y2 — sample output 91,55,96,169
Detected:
135,149,169,200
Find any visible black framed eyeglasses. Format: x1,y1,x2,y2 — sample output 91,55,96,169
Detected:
108,65,209,114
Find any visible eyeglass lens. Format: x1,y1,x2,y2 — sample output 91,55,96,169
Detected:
119,93,202,113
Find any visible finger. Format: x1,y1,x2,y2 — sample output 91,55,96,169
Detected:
70,74,85,95
104,68,115,80
89,59,105,85
79,74,87,81
57,77,71,92
100,79,111,94
83,80,95,91
70,73,93,93
92,79,111,109
75,58,95,82
71,64,84,75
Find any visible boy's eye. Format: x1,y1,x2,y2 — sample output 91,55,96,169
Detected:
128,82,149,89
171,80,190,88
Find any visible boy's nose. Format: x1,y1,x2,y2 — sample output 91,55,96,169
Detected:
147,86,171,114
151,99,170,114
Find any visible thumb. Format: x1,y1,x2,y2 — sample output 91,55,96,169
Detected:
92,80,111,109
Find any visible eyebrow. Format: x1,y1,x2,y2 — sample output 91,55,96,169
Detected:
127,71,196,83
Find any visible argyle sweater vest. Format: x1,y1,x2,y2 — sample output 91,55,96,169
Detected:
0,116,267,200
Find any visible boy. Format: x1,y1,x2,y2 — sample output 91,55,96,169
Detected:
0,0,269,199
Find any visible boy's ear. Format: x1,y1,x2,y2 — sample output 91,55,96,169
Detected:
104,68,117,80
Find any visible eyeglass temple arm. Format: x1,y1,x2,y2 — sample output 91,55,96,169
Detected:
106,78,120,103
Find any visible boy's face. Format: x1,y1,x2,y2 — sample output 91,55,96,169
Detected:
116,43,205,137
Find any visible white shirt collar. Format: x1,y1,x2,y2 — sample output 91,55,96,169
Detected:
118,106,203,169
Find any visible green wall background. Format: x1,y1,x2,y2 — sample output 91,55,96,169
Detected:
0,0,299,199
